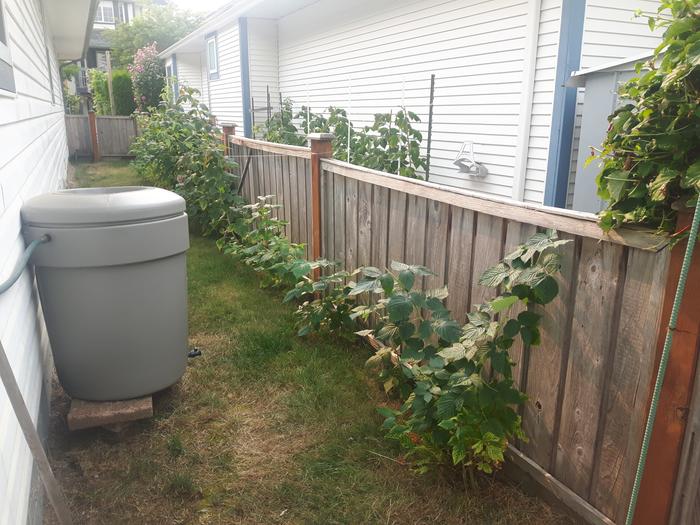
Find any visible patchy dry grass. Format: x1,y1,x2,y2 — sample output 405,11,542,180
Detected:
45,162,572,524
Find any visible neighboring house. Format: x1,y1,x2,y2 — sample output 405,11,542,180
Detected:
0,0,95,523
159,0,663,209
87,0,144,70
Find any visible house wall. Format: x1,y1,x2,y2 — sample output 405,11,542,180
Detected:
164,0,665,205
277,0,535,200
208,24,244,127
0,0,69,523
247,18,279,136
174,52,203,93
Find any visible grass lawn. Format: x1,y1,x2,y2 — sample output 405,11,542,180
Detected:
46,161,571,524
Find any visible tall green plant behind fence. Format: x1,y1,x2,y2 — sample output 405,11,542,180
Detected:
258,99,427,179
112,70,136,116
595,0,699,234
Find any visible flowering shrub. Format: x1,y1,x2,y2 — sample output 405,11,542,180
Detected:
129,43,164,112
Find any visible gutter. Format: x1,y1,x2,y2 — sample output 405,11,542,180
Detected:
80,0,100,60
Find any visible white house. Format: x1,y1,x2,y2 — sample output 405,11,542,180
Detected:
159,0,663,209
0,1,95,523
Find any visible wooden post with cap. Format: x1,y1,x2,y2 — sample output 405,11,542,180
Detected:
307,133,334,267
88,110,100,162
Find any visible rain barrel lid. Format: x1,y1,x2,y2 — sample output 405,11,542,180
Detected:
21,187,186,227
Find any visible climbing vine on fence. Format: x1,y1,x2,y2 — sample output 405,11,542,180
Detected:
595,0,700,234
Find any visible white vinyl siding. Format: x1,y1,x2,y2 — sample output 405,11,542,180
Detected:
247,18,279,136
207,24,243,127
0,0,67,523
174,52,203,94
277,0,530,198
522,0,561,204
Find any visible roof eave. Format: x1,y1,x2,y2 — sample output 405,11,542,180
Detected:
158,0,265,59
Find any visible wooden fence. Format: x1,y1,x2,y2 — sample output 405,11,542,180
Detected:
65,114,139,158
229,135,690,525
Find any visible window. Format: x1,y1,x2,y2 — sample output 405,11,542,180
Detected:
119,2,134,24
0,0,15,94
95,2,115,23
206,33,218,80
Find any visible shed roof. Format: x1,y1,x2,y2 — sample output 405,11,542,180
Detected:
567,52,654,87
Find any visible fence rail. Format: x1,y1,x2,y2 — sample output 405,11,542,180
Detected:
229,135,678,525
65,114,139,158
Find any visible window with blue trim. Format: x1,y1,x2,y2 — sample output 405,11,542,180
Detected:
206,33,219,80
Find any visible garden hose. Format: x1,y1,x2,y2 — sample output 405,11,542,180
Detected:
625,201,700,525
0,234,50,295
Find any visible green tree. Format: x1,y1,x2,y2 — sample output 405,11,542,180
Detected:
88,69,111,115
107,3,201,67
112,70,136,115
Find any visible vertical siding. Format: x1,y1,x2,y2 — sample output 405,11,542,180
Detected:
208,24,244,126
566,0,662,209
277,0,530,199
0,0,68,523
247,18,280,135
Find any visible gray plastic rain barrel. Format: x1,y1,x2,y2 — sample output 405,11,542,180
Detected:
21,187,189,401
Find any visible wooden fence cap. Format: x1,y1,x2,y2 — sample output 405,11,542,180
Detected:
307,133,334,141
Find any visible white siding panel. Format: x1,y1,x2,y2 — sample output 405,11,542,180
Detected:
208,23,244,127
175,52,203,93
278,0,530,198
0,0,68,523
247,18,279,135
521,0,561,204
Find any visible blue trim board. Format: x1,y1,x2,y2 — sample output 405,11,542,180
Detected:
543,0,586,208
238,17,252,138
171,53,179,96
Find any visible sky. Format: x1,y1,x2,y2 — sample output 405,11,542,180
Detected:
171,0,231,14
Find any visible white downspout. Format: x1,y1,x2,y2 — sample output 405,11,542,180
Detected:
511,0,542,202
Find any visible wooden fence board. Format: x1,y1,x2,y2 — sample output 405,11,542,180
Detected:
371,186,390,271
405,195,427,270
334,173,346,267
470,214,505,309
503,221,538,391
591,248,670,522
345,178,359,272
321,170,333,260
445,207,475,325
521,233,578,468
226,138,676,525
555,239,625,497
357,181,373,268
387,190,407,265
287,156,299,244
303,158,313,251
424,200,450,290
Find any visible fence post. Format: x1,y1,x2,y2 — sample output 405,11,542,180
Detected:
222,123,236,155
634,209,700,525
88,110,100,162
308,133,334,265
